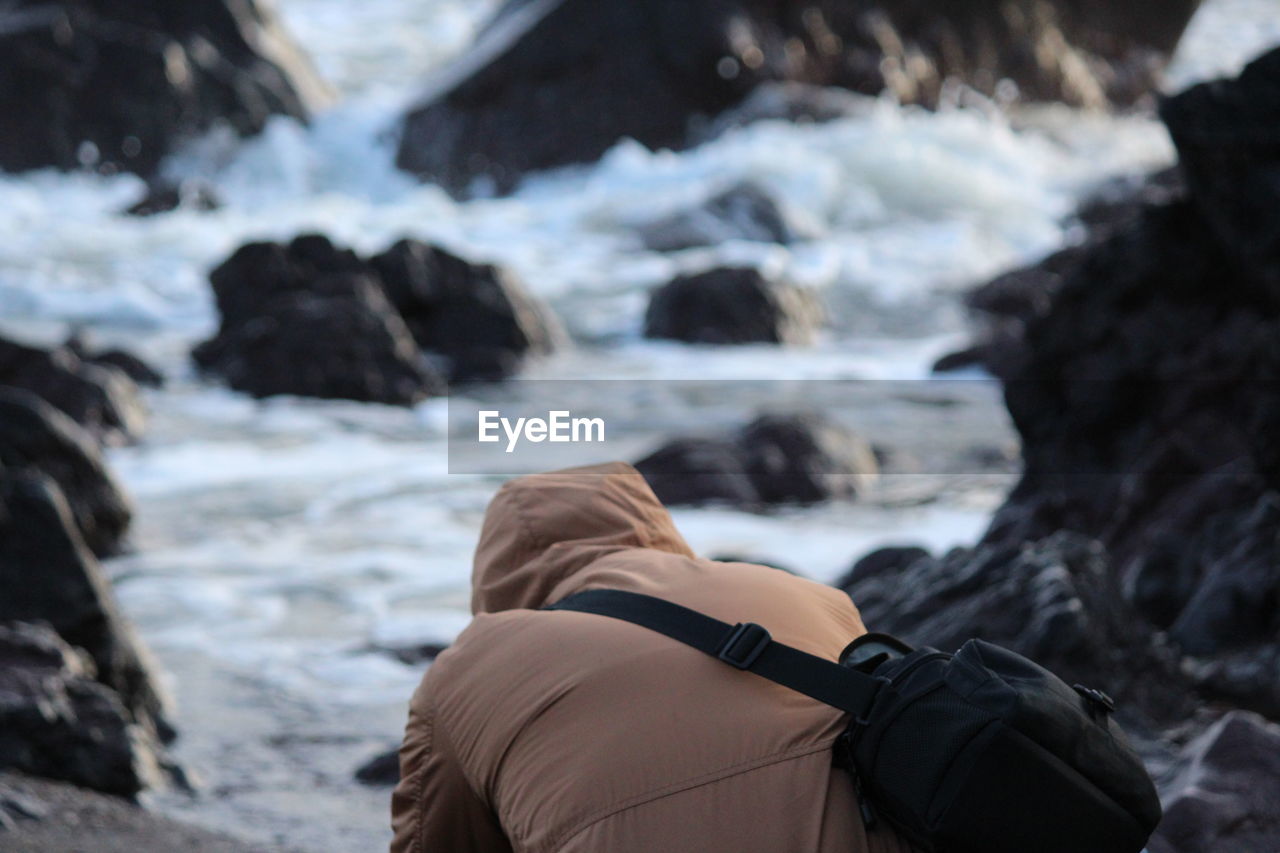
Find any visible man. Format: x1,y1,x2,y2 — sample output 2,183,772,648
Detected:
391,463,916,853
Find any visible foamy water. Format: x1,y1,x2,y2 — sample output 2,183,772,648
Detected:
1,0,1276,847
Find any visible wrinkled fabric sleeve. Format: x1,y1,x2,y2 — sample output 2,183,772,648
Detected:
390,689,512,853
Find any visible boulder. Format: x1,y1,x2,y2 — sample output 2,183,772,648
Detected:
1160,48,1280,296
637,183,815,252
0,622,163,797
0,0,330,176
1149,712,1280,853
194,235,562,399
935,53,1280,716
396,0,1201,194
66,338,165,389
353,747,400,786
370,239,565,382
0,771,267,851
0,388,132,557
739,413,877,503
841,533,1198,729
195,273,446,405
0,336,146,444
634,438,758,507
635,413,876,506
0,469,172,744
936,166,1185,376
643,266,823,345
833,545,930,590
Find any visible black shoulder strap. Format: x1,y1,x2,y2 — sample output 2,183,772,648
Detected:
547,589,881,719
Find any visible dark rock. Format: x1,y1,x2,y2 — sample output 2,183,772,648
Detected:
637,183,814,252
0,469,172,745
0,0,330,177
0,388,132,557
353,747,400,786
634,438,758,507
0,622,162,797
65,336,164,389
204,235,366,335
369,239,564,382
842,533,1198,729
366,641,449,666
643,267,823,345
0,336,146,444
123,180,222,217
951,168,1187,377
833,545,930,590
1073,166,1186,237
959,53,1280,719
195,235,562,399
635,413,876,507
738,413,876,503
1161,47,1280,296
396,0,1201,194
0,771,277,851
1149,712,1280,853
929,344,990,374
195,273,446,405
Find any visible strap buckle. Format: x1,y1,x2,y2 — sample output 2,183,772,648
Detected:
717,622,771,669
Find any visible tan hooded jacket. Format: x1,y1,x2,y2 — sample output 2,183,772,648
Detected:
390,462,917,853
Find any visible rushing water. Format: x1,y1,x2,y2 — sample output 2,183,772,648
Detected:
1,0,1278,849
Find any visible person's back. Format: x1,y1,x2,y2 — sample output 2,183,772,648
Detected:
391,463,916,853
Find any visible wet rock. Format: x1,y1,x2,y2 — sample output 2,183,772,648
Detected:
0,335,146,444
0,469,172,745
0,771,268,851
195,235,561,398
637,183,817,252
643,267,823,345
67,345,165,389
0,0,330,177
123,180,222,218
204,235,367,335
842,533,1197,728
0,622,163,797
1149,712,1280,853
366,641,449,666
370,239,565,382
0,388,132,557
739,413,877,503
939,54,1280,718
634,438,758,507
941,167,1187,377
833,545,930,590
636,413,876,506
396,0,1200,194
195,273,445,405
353,747,400,786
1161,47,1280,295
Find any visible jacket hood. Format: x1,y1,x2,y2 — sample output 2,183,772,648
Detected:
471,462,695,614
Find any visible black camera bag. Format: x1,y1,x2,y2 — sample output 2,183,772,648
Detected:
549,589,1162,853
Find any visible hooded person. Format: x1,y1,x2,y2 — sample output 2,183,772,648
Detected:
390,462,917,853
